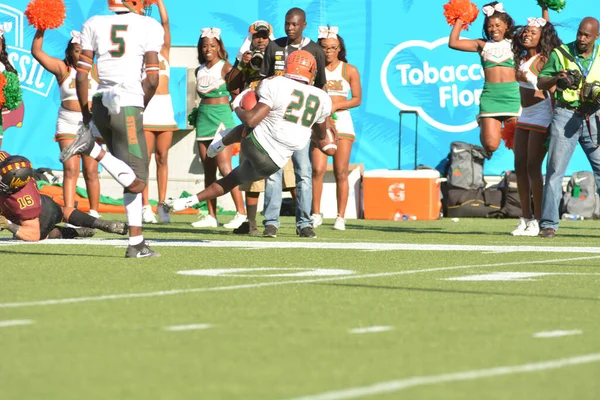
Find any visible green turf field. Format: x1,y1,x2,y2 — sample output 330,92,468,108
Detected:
1,215,600,399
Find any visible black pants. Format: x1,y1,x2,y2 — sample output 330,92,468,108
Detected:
39,195,63,240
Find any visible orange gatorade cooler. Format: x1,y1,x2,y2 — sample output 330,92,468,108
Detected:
363,169,441,220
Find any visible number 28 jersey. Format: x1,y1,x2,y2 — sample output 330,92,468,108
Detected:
253,76,332,167
80,13,164,108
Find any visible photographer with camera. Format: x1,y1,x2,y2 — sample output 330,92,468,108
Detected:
226,21,274,97
537,17,600,238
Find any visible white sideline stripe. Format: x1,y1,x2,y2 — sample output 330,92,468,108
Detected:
1,255,598,309
4,238,600,253
164,324,212,332
0,319,34,328
349,326,393,334
285,353,600,400
533,330,582,338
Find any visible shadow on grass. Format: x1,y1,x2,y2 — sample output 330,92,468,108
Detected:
142,225,235,236
341,222,492,235
0,249,117,258
321,282,600,302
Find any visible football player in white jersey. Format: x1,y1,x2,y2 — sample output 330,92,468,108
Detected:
60,0,164,258
164,50,333,215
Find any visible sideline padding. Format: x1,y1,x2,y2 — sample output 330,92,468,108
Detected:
38,184,197,215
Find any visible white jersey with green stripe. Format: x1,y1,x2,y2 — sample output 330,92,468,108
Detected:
80,12,164,108
253,76,332,167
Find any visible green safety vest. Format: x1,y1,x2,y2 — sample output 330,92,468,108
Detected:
556,44,600,104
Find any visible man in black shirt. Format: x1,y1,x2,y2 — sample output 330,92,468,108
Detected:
259,7,327,239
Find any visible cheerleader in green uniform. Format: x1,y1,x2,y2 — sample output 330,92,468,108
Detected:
449,1,520,153
0,28,19,149
192,28,246,228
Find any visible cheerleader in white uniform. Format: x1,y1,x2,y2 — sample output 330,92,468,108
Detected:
31,28,102,218
311,27,362,231
511,7,561,237
141,0,177,224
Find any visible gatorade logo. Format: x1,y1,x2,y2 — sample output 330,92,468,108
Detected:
381,37,484,133
388,183,405,202
452,168,463,177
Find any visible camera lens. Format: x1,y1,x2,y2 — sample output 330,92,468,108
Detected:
250,51,264,71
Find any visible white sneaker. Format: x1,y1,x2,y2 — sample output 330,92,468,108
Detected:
88,209,101,219
223,212,247,229
511,217,527,236
333,216,345,231
142,205,157,224
522,219,540,237
191,214,218,228
157,203,171,223
311,213,323,228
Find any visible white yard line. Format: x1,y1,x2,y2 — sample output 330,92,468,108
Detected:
284,352,600,400
349,326,393,334
533,330,583,339
1,255,598,309
163,324,213,332
3,238,600,253
0,319,34,328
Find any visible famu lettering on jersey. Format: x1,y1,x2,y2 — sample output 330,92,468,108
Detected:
395,62,485,108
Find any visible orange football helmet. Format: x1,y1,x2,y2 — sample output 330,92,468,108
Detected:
108,0,146,14
284,50,317,85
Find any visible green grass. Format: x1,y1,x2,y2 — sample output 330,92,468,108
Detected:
1,216,600,399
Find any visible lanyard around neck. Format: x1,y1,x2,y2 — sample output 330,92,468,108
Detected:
284,37,304,61
573,43,598,78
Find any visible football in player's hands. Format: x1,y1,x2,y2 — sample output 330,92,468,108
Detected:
316,128,337,156
240,90,259,110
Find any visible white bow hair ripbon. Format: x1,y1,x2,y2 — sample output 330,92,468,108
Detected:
527,17,547,28
482,3,506,17
0,22,13,37
70,30,81,44
201,27,221,40
318,26,339,39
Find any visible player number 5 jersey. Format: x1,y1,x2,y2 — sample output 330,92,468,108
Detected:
252,76,332,167
80,12,164,108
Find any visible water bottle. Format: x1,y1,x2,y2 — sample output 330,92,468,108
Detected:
394,212,417,221
561,213,584,221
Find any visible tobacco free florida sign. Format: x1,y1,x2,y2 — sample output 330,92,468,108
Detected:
381,37,484,133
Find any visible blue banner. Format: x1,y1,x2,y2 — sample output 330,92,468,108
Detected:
0,0,592,174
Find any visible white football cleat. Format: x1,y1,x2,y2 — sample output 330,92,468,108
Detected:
164,196,197,213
